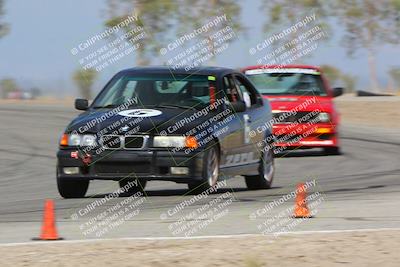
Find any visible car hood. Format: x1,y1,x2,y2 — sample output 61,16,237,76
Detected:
263,95,335,113
66,107,212,135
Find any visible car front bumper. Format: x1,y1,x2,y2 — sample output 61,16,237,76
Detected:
273,123,339,149
57,149,204,183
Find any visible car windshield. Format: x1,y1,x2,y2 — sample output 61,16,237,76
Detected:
246,71,327,96
92,74,216,109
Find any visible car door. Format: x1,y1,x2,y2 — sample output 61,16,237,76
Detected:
232,73,268,163
218,74,247,170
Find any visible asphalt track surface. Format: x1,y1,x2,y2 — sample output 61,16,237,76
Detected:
0,104,399,243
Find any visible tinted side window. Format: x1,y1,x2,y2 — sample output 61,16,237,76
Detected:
233,75,257,106
223,75,242,103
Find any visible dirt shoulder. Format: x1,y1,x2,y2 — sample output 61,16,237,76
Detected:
335,96,400,129
1,230,400,267
0,97,74,107
1,95,398,129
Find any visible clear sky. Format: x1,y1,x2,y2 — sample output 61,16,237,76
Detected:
0,0,399,96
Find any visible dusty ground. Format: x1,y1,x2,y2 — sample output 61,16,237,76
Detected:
1,230,399,267
1,95,399,128
0,97,74,106
335,96,400,128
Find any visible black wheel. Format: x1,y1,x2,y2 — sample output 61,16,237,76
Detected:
324,147,341,155
57,176,89,198
119,178,147,195
188,143,219,193
245,147,274,190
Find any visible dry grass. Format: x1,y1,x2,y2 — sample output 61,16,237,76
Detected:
1,95,398,129
335,97,400,128
1,230,399,267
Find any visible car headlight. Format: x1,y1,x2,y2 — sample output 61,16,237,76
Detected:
68,134,81,146
153,136,198,148
317,112,330,122
81,135,97,146
60,134,97,146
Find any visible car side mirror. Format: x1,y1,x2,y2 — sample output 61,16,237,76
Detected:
332,87,344,97
75,98,89,110
229,100,246,112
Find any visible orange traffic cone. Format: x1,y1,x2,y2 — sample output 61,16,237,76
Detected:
293,183,312,218
33,199,63,240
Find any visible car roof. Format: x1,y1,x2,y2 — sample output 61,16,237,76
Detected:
241,64,321,72
119,66,237,77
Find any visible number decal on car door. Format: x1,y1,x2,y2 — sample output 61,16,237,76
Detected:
243,114,251,144
223,152,256,167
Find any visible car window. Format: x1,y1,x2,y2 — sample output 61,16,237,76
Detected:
121,80,137,102
233,75,257,106
246,71,327,96
92,74,215,109
223,75,242,103
155,81,187,93
96,78,128,106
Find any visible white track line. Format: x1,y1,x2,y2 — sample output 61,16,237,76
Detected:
1,227,400,247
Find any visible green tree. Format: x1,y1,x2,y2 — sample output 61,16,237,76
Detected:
72,69,98,99
105,0,178,65
261,0,330,62
0,0,9,38
320,65,342,85
320,64,357,92
389,67,400,91
0,78,17,98
176,0,243,64
262,0,328,31
335,0,400,92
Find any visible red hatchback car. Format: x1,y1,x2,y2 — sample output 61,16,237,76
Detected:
243,65,343,155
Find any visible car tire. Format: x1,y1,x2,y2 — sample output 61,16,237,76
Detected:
188,142,219,193
245,147,274,190
324,147,341,155
119,178,147,195
57,176,89,198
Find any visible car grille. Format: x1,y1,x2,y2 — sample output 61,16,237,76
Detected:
273,111,320,123
100,135,147,150
101,135,122,149
94,162,151,175
124,136,144,149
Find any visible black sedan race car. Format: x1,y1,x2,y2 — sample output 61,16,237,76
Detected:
57,66,275,198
